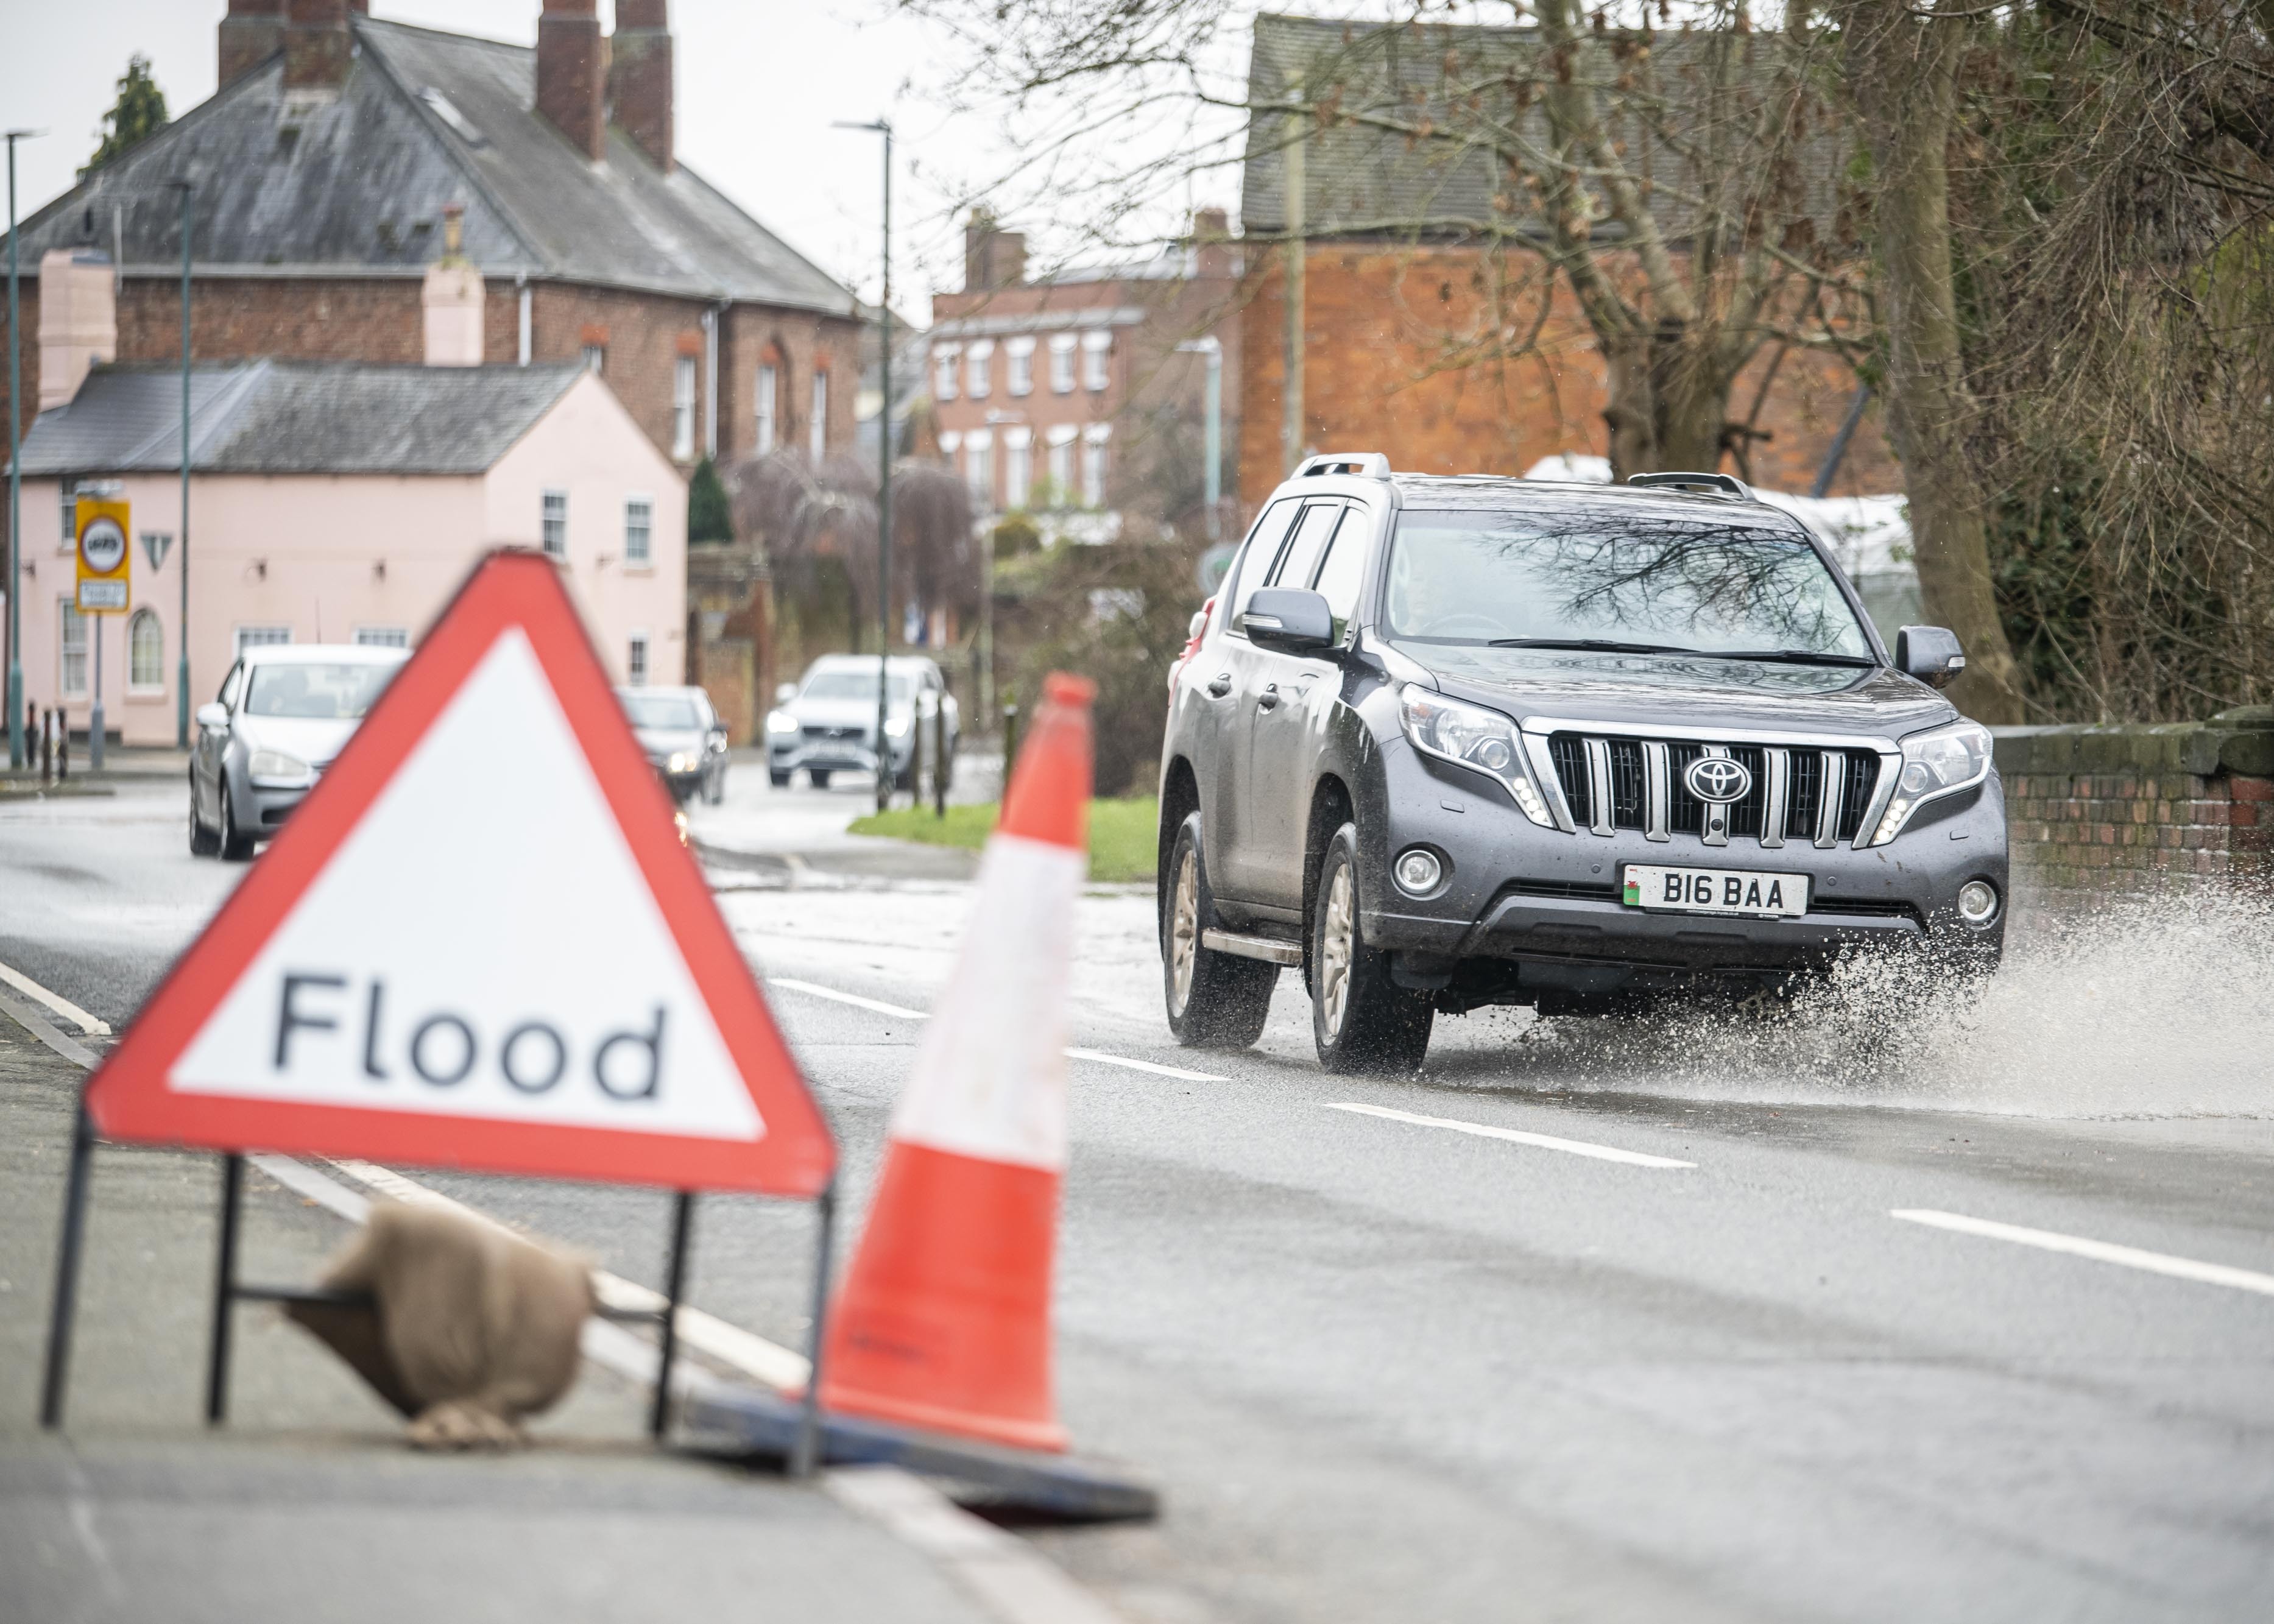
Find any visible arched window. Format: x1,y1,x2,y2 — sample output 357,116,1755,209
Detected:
129,609,164,691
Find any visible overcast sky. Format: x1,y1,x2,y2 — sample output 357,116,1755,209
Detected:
0,0,1058,325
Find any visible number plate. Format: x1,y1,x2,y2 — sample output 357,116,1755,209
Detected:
1622,864,1809,918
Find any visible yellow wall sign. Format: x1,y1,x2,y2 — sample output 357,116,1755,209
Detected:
76,496,131,615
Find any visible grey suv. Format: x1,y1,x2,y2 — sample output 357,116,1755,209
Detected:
1158,456,2005,1073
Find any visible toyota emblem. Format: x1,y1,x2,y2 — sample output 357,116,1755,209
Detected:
1684,755,1753,803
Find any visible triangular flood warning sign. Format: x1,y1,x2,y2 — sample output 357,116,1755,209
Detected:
85,551,834,1198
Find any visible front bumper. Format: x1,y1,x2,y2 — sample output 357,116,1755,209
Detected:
768,735,910,775
1361,747,2008,985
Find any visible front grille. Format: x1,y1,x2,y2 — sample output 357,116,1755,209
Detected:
1545,730,1884,848
802,724,866,742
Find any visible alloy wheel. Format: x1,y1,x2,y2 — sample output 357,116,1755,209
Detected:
1319,861,1355,1039
1169,847,1199,1017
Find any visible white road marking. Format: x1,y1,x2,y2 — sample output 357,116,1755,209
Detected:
771,976,1229,1082
1891,1209,2274,1299
1319,1101,1697,1169
0,959,110,1036
827,1466,1127,1624
0,983,101,1068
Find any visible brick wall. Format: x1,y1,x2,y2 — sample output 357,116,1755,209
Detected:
1996,710,2274,892
1237,241,1896,506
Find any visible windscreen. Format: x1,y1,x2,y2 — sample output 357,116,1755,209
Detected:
1386,507,1873,658
802,671,912,704
621,694,704,730
242,662,397,719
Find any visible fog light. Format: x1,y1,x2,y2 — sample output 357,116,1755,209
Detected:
1957,879,1999,925
1394,847,1444,895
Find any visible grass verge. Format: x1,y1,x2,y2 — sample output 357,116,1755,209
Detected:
849,795,1159,884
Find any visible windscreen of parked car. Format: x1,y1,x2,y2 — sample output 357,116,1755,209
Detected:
800,672,913,704
242,662,397,719
1385,507,1874,659
621,694,705,730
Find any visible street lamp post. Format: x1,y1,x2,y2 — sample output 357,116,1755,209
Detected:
168,181,192,749
6,129,47,772
1176,336,1224,542
833,118,894,813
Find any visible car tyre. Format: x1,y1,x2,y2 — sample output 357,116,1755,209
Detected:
1162,812,1276,1049
218,775,256,862
1310,824,1432,1075
188,770,221,856
705,765,727,805
809,769,833,789
768,768,792,789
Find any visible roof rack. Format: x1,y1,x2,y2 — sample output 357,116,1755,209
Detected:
1296,452,1391,480
1625,471,1754,501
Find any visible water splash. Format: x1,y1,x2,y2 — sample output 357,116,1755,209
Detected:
1443,891,2274,1120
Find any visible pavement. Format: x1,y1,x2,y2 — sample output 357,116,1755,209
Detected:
3,758,2273,1621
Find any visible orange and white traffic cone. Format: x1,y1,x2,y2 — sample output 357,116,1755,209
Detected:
818,672,1095,1452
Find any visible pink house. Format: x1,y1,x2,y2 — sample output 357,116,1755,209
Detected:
9,254,686,748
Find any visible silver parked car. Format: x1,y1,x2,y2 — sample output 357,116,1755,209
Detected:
191,643,409,860
765,654,958,791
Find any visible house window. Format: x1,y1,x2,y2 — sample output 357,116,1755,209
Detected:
755,362,778,453
1006,336,1034,397
354,626,409,648
1004,427,1032,510
60,601,88,697
625,495,654,565
1082,424,1111,506
1045,425,1077,505
542,489,568,557
810,372,828,461
235,624,292,656
933,344,959,402
128,609,164,691
582,344,606,375
966,339,993,400
1049,333,1076,394
627,632,650,686
1083,330,1112,392
59,489,77,551
964,428,993,510
673,355,697,461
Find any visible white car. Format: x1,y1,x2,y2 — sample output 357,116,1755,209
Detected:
190,643,409,859
765,654,959,791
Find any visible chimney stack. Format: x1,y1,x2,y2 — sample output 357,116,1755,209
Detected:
1193,207,1232,279
39,250,118,412
538,0,607,162
609,0,674,173
283,0,353,99
963,211,1027,293
219,0,286,83
422,203,485,367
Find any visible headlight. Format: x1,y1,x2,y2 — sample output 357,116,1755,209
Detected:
766,711,800,734
883,716,910,738
247,749,313,788
666,752,696,774
1397,684,1554,827
1869,719,1993,845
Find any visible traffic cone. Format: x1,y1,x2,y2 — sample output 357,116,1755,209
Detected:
818,671,1095,1452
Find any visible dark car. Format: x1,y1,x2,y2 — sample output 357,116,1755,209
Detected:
1158,455,2005,1073
618,686,729,805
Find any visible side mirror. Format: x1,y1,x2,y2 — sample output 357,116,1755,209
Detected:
1239,587,1337,655
1896,626,1966,690
196,702,230,731
774,682,797,705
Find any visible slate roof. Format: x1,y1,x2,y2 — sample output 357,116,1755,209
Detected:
1240,13,1850,245
2,16,856,316
11,361,585,478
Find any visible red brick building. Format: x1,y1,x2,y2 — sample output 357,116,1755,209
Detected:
928,211,1243,537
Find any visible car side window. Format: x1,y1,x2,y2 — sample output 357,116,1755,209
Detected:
1266,503,1346,599
218,662,244,710
1311,506,1372,639
1226,498,1305,629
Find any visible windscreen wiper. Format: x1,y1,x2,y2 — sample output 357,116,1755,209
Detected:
1488,637,1699,655
1698,648,1877,667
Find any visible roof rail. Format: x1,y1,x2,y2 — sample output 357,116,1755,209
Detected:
1296,451,1391,480
1625,471,1754,501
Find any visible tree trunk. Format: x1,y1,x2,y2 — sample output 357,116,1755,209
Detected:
1841,1,2028,723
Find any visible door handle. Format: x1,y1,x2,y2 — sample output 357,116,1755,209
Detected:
1206,673,1233,698
1257,683,1281,711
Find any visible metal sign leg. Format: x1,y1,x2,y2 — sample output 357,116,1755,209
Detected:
791,1181,837,1478
649,1192,694,1441
205,1153,244,1425
38,1103,97,1430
